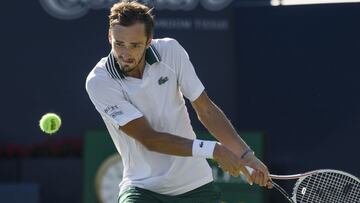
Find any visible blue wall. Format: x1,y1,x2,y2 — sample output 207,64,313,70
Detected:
233,4,360,176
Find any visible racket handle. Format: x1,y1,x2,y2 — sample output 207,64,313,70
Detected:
245,166,254,174
246,166,311,180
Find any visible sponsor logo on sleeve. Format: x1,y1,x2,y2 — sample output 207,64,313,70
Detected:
104,105,119,114
104,105,123,118
110,111,123,118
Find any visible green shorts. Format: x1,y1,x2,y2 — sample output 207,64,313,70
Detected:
118,182,222,203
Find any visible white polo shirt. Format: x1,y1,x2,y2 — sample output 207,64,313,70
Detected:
86,38,213,195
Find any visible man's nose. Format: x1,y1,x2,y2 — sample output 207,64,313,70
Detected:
120,47,131,58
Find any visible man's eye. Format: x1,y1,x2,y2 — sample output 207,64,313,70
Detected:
114,43,141,49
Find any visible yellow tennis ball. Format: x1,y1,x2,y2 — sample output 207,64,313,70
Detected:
39,113,62,134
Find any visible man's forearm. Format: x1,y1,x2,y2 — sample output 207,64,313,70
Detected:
197,102,250,157
120,118,194,156
139,131,194,156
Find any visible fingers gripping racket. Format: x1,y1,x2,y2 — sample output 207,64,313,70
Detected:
246,167,360,203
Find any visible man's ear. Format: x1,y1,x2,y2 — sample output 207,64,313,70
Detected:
146,36,153,48
108,29,112,45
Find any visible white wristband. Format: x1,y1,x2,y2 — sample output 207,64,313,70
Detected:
192,139,217,159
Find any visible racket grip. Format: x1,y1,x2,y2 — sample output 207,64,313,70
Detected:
245,166,254,174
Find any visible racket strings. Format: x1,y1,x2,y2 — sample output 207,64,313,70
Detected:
295,171,360,203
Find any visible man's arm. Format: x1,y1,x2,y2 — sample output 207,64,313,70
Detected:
119,116,249,177
120,117,193,156
191,91,250,156
191,91,271,187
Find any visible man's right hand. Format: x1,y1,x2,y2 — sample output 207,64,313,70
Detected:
213,143,273,188
213,143,253,184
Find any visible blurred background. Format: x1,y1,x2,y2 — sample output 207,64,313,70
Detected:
1,0,360,202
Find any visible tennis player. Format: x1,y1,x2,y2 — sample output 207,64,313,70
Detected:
86,1,272,202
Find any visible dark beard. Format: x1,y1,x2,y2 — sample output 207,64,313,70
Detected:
118,49,146,75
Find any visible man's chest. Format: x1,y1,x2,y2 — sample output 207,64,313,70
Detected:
122,65,180,111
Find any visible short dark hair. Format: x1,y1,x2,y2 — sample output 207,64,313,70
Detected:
109,1,154,38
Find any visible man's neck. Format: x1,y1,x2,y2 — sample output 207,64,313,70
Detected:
125,58,146,79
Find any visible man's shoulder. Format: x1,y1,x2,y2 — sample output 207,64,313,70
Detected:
86,57,111,90
151,38,184,63
152,37,178,44
151,37,181,52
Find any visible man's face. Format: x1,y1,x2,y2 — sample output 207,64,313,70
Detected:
109,23,151,74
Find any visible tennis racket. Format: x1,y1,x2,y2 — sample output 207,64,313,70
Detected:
246,167,360,203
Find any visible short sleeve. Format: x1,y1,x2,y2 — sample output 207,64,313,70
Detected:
167,39,205,101
86,75,143,127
